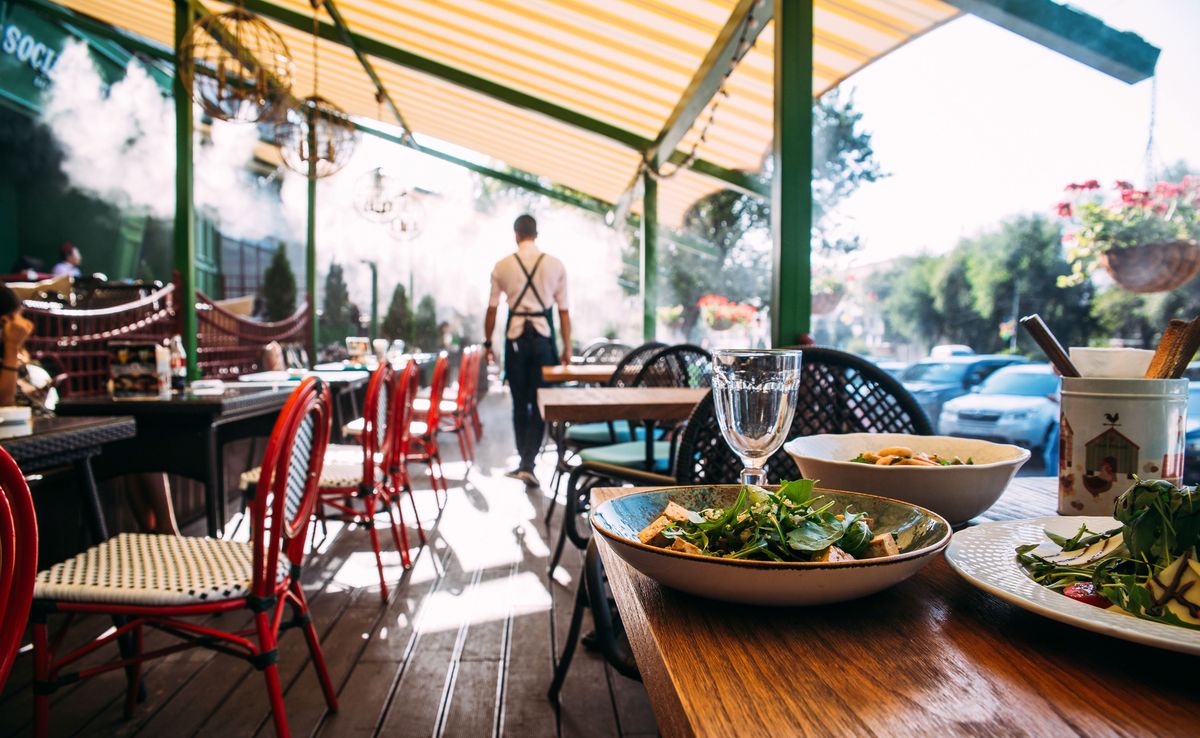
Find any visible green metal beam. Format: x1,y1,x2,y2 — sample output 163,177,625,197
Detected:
770,0,812,348
944,0,1158,84
306,105,318,364
174,0,198,379
641,171,658,342
321,0,415,144
238,0,756,195
648,0,772,169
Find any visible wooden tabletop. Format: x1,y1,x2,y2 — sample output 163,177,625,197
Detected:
537,387,708,423
541,363,617,384
595,477,1200,738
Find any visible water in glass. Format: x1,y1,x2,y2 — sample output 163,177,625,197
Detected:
711,349,803,486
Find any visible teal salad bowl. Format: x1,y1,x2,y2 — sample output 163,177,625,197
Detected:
591,485,951,606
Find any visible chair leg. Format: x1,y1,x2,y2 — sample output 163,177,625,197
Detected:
547,577,589,703
405,481,426,546
547,519,569,576
33,620,50,738
256,612,291,738
383,490,411,569
363,496,390,602
123,622,145,719
294,586,339,711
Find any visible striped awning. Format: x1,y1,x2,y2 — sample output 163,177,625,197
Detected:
48,0,965,225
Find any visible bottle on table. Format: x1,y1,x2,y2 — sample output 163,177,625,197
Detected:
169,335,187,392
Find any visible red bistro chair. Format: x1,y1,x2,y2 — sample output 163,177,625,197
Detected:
413,346,480,465
31,378,336,738
0,447,37,692
385,360,426,547
407,353,450,503
319,362,414,600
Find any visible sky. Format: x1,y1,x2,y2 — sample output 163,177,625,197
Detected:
834,0,1200,265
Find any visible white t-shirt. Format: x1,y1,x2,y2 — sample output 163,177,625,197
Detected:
489,242,568,340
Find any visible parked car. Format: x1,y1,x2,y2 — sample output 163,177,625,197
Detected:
1184,381,1200,481
939,364,1059,451
930,344,975,358
901,354,1029,429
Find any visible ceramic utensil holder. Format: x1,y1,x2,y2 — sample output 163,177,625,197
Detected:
1058,377,1188,515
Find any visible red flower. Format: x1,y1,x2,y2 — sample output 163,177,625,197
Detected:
1081,179,1101,190
1056,202,1073,217
1114,180,1135,191
1064,183,1081,192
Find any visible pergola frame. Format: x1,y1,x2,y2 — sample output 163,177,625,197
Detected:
12,0,1160,367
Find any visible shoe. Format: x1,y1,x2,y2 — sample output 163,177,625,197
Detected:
516,470,539,487
504,468,524,480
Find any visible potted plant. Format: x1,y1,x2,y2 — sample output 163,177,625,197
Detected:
1057,178,1200,293
812,274,845,315
698,295,756,332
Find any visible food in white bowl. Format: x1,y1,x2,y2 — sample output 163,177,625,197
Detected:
783,433,1030,526
591,483,950,606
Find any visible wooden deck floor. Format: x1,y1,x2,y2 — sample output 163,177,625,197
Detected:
0,392,656,738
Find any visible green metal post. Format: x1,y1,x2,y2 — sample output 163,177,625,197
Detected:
306,106,318,365
174,0,198,379
363,260,378,340
770,0,813,347
640,171,658,342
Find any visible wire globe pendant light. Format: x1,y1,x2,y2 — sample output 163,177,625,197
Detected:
178,7,293,124
386,191,425,241
353,167,406,222
273,1,358,179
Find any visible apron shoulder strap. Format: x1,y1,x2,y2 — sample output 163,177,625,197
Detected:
510,253,548,312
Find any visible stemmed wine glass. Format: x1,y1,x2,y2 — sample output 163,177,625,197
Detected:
711,349,803,486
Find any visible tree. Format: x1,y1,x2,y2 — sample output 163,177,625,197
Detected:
381,283,413,343
259,243,297,321
655,92,885,340
412,294,439,351
320,262,361,348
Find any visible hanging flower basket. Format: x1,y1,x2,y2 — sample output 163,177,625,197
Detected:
698,295,755,332
1057,179,1200,293
1098,239,1200,293
811,284,845,315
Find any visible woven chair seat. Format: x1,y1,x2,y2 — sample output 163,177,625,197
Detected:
565,422,662,445
578,441,672,472
33,533,288,606
241,458,365,491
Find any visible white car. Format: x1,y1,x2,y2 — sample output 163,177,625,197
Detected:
939,364,1059,451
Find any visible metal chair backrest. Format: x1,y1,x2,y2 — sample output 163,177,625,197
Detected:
250,377,332,597
672,347,932,485
608,341,667,388
631,344,712,389
453,347,476,409
386,360,418,474
423,354,451,433
360,362,395,490
0,447,36,690
579,341,632,365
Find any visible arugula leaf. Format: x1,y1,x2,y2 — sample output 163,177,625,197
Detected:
786,512,845,551
778,479,815,506
849,455,872,464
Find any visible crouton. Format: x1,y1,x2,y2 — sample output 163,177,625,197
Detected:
835,514,875,528
637,515,673,547
662,500,692,523
669,538,702,555
813,545,854,562
864,533,900,558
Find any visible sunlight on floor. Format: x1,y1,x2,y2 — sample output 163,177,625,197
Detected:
414,571,552,633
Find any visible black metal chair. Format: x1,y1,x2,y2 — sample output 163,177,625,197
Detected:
545,341,666,507
551,347,932,570
548,345,712,572
547,538,639,703
577,340,633,365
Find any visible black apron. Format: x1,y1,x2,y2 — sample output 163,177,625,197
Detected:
505,253,557,355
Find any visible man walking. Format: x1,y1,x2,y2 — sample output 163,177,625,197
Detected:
483,214,571,486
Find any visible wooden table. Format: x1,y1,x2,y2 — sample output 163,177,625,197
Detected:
595,477,1200,737
239,370,369,442
57,386,293,537
541,364,617,384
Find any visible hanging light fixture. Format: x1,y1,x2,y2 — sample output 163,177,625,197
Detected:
178,7,293,124
272,1,358,178
386,191,425,241
353,167,405,222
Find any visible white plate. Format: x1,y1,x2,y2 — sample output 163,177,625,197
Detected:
946,515,1200,656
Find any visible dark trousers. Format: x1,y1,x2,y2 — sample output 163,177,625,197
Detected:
505,327,555,471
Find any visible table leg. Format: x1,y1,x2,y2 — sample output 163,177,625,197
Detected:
644,420,657,472
204,426,224,538
74,456,109,542
74,456,147,702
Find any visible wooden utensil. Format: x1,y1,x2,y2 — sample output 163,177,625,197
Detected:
1167,316,1200,378
1144,319,1187,378
1019,315,1080,377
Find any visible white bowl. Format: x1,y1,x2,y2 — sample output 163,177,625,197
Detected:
783,433,1030,526
591,485,950,606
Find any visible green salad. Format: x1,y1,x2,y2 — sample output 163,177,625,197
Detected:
637,480,900,563
1016,478,1200,629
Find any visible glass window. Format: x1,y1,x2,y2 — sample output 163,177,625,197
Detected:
978,371,1059,396
901,362,967,383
